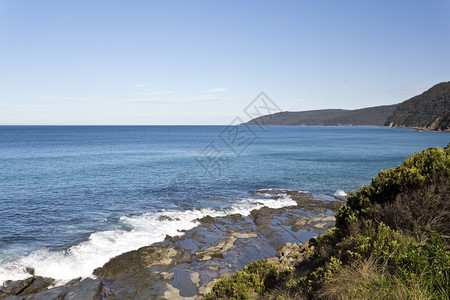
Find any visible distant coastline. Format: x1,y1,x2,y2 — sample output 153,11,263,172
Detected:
244,81,450,132
245,124,450,132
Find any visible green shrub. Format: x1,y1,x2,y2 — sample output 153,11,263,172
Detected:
338,221,412,264
318,231,449,300
204,145,450,299
308,145,450,298
203,260,279,300
336,145,450,240
397,231,450,295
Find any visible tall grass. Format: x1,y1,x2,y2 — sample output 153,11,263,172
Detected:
317,256,448,300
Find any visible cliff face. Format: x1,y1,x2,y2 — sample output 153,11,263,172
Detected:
385,82,450,131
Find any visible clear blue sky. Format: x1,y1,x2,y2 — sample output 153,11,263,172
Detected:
0,0,449,125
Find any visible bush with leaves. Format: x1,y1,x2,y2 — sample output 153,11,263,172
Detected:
336,145,449,241
203,260,280,300
203,145,450,299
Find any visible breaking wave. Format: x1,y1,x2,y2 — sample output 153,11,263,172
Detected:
0,194,296,285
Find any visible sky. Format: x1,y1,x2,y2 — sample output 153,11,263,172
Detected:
0,0,449,125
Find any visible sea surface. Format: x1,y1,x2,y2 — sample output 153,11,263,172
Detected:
0,125,448,284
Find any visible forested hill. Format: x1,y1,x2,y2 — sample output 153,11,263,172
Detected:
244,82,449,131
244,104,398,126
385,81,450,131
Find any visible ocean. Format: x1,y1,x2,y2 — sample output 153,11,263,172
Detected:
0,125,448,284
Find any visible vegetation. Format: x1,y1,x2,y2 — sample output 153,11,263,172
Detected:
203,260,281,300
203,145,450,299
386,81,450,131
244,105,398,126
335,143,450,241
245,81,450,131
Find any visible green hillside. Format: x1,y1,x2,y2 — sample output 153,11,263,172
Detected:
385,82,450,131
244,82,450,131
244,105,398,126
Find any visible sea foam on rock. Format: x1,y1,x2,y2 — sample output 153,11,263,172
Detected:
0,194,296,286
0,191,342,299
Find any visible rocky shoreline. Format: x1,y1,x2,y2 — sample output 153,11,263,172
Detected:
0,191,343,300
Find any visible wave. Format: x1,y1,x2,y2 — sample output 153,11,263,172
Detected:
0,195,296,286
333,189,347,197
254,188,308,198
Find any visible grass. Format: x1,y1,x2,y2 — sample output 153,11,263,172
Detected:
316,256,446,300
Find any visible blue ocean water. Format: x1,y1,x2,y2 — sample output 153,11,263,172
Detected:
0,125,448,282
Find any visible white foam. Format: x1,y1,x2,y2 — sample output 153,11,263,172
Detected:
334,189,347,197
0,196,297,286
255,188,308,198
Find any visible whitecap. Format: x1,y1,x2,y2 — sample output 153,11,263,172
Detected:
334,189,347,197
0,195,297,285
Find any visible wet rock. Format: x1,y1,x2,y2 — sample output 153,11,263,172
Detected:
292,215,335,231
194,231,257,262
2,191,341,299
0,277,35,295
158,215,181,222
199,276,225,295
287,191,343,211
64,278,102,300
207,265,220,271
163,283,200,300
28,286,68,300
233,232,257,239
292,217,312,231
25,267,35,276
91,246,190,299
94,246,179,279
100,280,114,298
189,272,201,288
314,223,327,228
0,277,101,300
0,276,56,299
321,216,336,222
197,255,212,262
20,276,55,295
197,215,224,225
161,272,175,280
